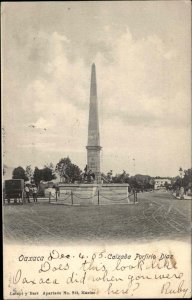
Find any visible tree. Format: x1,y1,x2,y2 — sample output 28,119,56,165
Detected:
12,166,28,181
45,162,55,171
25,165,34,182
112,170,129,183
172,169,192,191
172,176,181,190
44,163,56,179
128,174,153,191
55,157,82,183
33,166,56,186
55,157,71,181
182,168,192,190
164,181,172,190
42,167,56,182
129,176,141,190
33,167,42,186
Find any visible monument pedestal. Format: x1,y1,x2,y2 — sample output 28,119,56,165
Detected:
57,183,130,205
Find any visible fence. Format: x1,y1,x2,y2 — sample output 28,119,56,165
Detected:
49,184,138,205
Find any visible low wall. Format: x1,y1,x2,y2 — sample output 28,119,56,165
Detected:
53,183,130,205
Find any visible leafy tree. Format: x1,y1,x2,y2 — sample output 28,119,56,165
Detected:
33,167,42,186
44,163,56,179
44,162,55,171
33,166,56,186
149,178,155,187
12,166,28,181
25,165,33,182
55,157,82,183
183,168,192,189
42,167,56,182
55,157,71,181
172,176,181,190
67,163,82,183
128,174,153,191
172,169,192,191
129,176,141,190
112,170,129,183
164,181,172,190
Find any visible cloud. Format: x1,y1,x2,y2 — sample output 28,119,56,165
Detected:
33,117,54,129
3,6,191,176
93,28,190,130
7,26,190,132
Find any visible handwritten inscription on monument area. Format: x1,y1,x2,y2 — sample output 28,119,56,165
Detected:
5,246,191,299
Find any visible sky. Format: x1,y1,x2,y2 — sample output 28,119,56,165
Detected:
2,1,191,177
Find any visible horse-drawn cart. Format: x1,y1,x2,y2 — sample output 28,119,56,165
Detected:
4,179,25,204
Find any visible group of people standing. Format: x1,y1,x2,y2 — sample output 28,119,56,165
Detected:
25,185,38,203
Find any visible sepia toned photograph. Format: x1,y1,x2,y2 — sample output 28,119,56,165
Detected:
2,1,191,299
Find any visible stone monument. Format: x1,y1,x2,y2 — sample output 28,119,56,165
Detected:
57,63,129,205
86,63,102,183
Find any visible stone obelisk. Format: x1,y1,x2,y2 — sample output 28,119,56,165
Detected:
86,63,102,183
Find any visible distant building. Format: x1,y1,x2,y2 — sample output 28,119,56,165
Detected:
154,178,171,189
